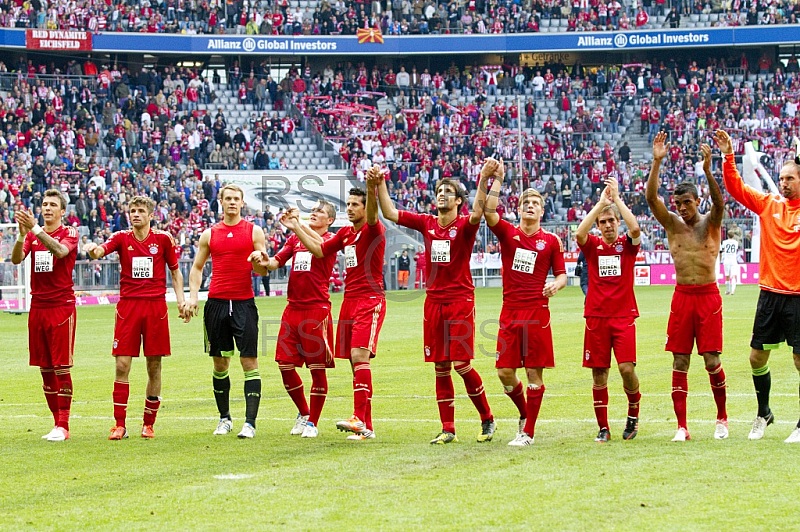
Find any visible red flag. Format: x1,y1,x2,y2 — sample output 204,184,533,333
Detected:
357,26,384,44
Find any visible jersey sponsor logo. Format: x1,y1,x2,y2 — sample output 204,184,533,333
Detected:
34,250,54,272
512,248,538,274
132,256,154,278
293,251,312,271
598,255,622,277
431,240,451,263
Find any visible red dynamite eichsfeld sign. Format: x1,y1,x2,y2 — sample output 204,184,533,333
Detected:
26,30,92,51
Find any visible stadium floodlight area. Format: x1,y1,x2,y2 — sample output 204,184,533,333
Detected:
0,223,30,314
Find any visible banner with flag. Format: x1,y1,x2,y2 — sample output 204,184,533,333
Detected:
357,26,384,44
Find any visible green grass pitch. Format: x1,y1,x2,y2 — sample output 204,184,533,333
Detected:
1,284,798,530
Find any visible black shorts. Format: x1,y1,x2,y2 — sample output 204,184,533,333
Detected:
204,298,259,358
751,290,800,354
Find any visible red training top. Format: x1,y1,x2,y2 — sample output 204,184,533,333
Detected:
397,211,479,303
23,225,78,308
275,232,337,310
101,229,179,300
579,233,639,318
320,220,386,300
490,220,566,310
208,219,256,300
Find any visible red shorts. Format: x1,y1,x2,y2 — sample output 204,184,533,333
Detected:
583,316,637,368
335,298,386,359
113,299,171,357
666,284,723,354
275,306,335,368
423,298,475,363
496,305,554,369
28,305,76,367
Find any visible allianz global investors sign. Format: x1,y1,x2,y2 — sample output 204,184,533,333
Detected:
206,38,337,52
26,30,92,51
577,32,711,49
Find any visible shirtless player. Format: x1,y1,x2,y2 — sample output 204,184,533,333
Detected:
646,132,728,441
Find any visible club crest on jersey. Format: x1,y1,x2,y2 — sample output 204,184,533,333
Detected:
615,244,623,252
449,229,457,238
424,346,431,357
585,350,590,361
536,241,545,250
149,245,158,254
113,340,118,348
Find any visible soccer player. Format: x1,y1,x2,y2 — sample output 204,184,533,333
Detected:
482,169,567,446
373,158,499,444
254,201,338,439
576,177,642,443
11,189,78,442
721,232,740,295
280,176,386,440
647,133,728,441
184,185,267,439
83,196,187,440
714,129,800,443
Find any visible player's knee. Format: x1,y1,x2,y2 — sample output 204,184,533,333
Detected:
672,354,690,372
618,363,636,380
497,367,515,384
591,368,609,385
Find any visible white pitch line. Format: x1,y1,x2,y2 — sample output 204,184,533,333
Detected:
0,392,795,408
0,414,797,425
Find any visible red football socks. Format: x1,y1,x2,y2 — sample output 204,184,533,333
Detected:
523,385,545,437
505,381,527,418
353,363,372,426
113,380,130,427
54,367,72,431
672,370,689,429
592,384,609,430
706,364,728,421
308,367,327,425
435,368,456,433
454,363,493,422
279,364,310,417
40,368,59,426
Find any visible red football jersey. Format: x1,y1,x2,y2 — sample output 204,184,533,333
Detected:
275,232,337,310
579,233,639,318
208,219,256,300
490,220,566,310
101,229,179,300
23,225,78,308
397,211,479,303
320,220,385,300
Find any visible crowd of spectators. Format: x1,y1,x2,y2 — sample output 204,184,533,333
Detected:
296,53,797,232
0,0,798,37
0,49,794,267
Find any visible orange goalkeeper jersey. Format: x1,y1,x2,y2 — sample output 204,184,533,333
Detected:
723,153,800,295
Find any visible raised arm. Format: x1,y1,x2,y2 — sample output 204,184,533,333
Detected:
713,129,766,214
645,131,674,230
606,176,640,240
10,221,28,265
281,208,325,258
702,143,724,226
470,157,504,226
576,188,611,246
373,173,399,223
15,210,70,258
366,165,380,226
186,228,211,317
